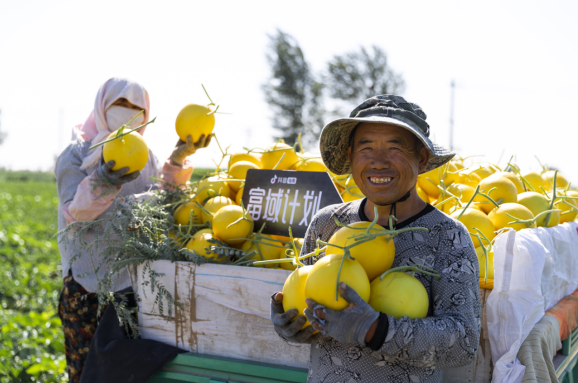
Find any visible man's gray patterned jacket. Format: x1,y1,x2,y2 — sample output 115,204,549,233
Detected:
301,199,481,383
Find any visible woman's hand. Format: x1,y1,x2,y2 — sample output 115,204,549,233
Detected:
97,155,140,186
170,134,212,166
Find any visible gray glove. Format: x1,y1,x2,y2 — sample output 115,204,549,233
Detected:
271,293,322,344
304,283,379,345
97,155,140,186
170,134,212,166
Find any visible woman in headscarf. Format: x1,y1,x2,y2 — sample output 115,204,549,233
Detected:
54,78,208,382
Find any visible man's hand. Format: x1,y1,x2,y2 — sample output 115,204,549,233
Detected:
304,282,379,345
271,292,321,344
170,134,212,166
97,155,140,186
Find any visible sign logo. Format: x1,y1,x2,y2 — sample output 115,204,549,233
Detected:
270,174,298,185
242,169,343,237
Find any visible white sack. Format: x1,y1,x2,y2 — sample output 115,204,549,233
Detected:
488,222,578,383
540,223,578,310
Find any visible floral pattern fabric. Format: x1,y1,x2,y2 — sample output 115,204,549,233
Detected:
58,274,105,382
301,199,481,383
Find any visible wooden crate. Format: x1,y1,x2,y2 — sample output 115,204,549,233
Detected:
130,261,310,369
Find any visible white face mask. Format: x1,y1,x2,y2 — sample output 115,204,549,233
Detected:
105,106,145,131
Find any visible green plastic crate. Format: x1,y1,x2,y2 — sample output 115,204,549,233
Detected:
148,353,308,383
558,327,578,382
563,327,578,356
559,355,578,383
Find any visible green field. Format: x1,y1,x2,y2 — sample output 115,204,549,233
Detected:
0,172,66,382
0,167,215,382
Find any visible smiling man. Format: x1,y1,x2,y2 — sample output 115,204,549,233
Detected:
270,95,481,383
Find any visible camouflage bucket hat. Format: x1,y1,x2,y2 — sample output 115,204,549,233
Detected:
319,94,455,175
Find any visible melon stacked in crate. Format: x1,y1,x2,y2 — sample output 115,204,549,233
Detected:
416,159,576,281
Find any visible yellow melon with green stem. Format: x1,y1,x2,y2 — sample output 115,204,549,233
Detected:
102,130,149,174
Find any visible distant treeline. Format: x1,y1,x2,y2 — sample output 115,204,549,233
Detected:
0,169,56,183
0,168,216,183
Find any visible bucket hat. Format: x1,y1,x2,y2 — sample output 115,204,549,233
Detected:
319,94,455,175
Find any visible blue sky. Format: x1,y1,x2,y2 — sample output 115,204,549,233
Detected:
1,0,576,183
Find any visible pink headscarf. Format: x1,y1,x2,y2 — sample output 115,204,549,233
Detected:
73,78,151,170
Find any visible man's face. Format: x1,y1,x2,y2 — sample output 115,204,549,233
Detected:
347,122,429,206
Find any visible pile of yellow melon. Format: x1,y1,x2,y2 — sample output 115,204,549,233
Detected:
170,140,331,268
278,215,435,326
418,160,576,280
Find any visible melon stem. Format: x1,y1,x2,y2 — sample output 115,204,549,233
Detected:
319,226,428,251
272,152,286,170
470,231,490,283
252,245,326,266
473,227,493,249
506,209,561,227
436,184,462,204
242,233,292,250
297,133,305,154
433,195,460,209
477,187,501,209
334,248,351,301
332,216,366,230
425,177,438,188
388,215,398,231
439,164,449,201
366,205,380,233
457,185,496,219
535,155,547,173
288,227,304,268
255,241,265,262
195,201,214,218
206,105,219,116
559,196,578,200
232,251,261,266
330,176,347,190
488,163,501,173
544,170,558,226
212,134,225,157
460,154,484,162
292,142,300,157
507,162,534,192
225,200,254,234
89,114,156,150
230,249,258,265
242,146,266,154
340,184,365,198
201,84,214,104
539,186,550,197
557,200,578,212
257,222,266,234
504,155,513,170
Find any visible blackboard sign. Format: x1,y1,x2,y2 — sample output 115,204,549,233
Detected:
241,169,344,238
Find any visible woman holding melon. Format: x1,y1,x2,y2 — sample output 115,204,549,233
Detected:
270,95,480,382
55,78,210,381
